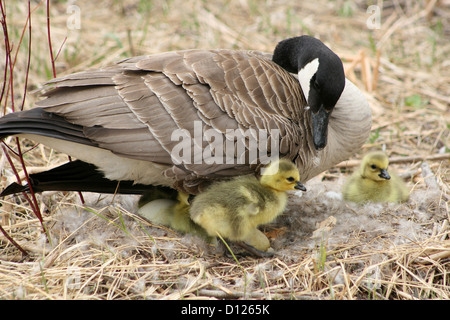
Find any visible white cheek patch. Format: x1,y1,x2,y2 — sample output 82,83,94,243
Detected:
297,58,320,102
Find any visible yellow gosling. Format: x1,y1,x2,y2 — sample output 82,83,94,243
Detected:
342,151,409,203
189,159,306,254
138,192,210,239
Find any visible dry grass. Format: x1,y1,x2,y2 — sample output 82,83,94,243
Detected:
0,0,449,300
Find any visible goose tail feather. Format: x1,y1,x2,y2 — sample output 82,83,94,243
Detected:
0,160,166,197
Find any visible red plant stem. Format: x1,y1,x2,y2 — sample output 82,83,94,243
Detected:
15,138,43,225
0,0,14,113
0,1,46,250
0,18,8,111
0,224,28,257
1,144,39,217
20,0,32,111
46,0,56,78
1,0,36,113
55,36,67,62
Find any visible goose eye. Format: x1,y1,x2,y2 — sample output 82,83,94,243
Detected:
370,164,377,170
311,75,320,91
286,177,295,182
313,80,320,91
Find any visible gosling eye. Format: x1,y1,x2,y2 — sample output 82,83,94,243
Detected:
286,177,295,182
370,164,377,170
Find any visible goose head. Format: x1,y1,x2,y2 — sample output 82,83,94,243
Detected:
361,151,391,182
260,159,306,192
272,35,346,150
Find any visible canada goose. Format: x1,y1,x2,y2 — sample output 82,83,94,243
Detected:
342,151,409,203
189,159,306,254
0,35,371,197
138,191,210,240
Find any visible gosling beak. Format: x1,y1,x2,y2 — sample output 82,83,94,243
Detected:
379,169,391,180
294,181,307,191
311,105,330,150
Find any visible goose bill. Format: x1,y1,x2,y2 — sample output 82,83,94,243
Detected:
311,105,330,150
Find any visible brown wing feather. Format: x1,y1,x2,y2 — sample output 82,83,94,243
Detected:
35,49,308,191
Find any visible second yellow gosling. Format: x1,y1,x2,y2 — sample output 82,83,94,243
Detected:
138,192,210,239
189,159,306,253
342,151,409,203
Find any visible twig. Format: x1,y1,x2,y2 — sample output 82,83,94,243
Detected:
0,1,10,111
14,137,43,226
54,36,67,62
196,288,316,300
46,0,56,78
372,49,381,92
0,0,14,112
362,50,373,92
0,224,28,257
0,1,44,234
20,0,32,111
1,144,40,217
335,153,450,168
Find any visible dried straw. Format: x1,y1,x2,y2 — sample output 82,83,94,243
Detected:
0,0,448,300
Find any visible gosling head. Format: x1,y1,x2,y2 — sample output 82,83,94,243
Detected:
260,159,306,192
361,151,391,182
272,35,345,150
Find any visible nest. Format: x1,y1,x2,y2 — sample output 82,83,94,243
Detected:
0,0,448,300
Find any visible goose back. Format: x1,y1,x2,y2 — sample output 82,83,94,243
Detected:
15,49,371,193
